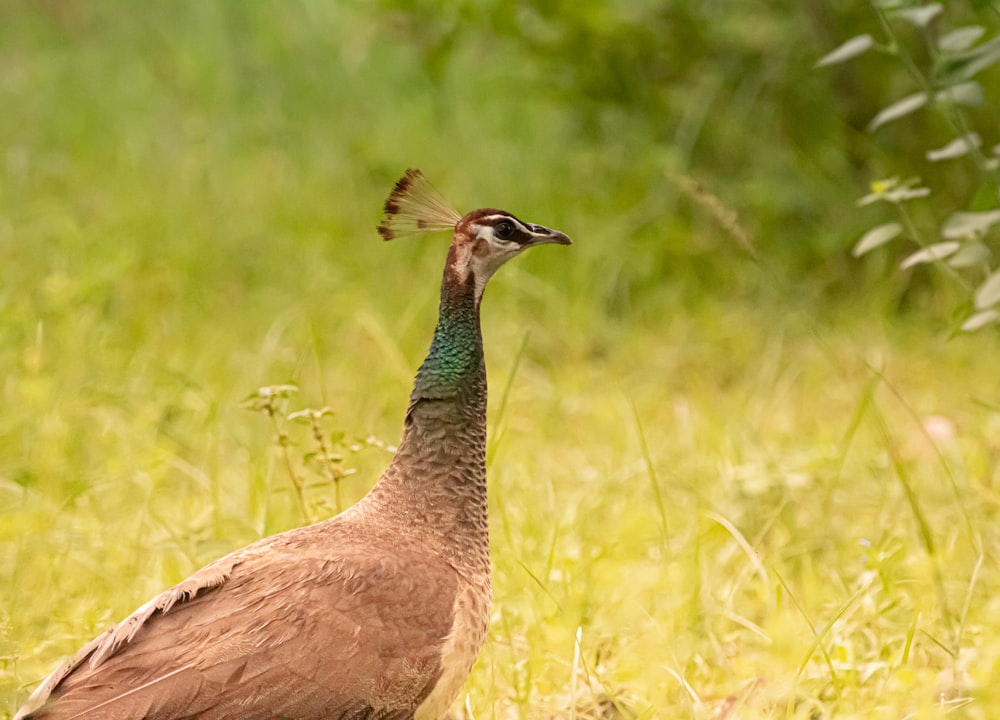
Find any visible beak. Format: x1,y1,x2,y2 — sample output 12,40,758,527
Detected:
525,223,572,246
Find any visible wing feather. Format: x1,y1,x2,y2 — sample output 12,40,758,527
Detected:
19,522,459,720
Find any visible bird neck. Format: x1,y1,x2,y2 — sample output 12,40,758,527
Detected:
411,265,485,407
361,257,490,570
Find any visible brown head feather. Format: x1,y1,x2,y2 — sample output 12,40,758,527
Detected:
377,169,462,241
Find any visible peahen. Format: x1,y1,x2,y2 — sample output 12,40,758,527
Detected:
15,169,571,720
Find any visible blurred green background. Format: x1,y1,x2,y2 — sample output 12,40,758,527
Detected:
3,2,1000,718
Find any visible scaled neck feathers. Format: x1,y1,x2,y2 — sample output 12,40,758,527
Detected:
365,250,490,555
409,248,486,413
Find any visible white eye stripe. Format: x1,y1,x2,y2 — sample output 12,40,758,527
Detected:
482,215,530,232
480,213,516,223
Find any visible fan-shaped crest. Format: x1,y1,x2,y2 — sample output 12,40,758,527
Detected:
377,169,462,241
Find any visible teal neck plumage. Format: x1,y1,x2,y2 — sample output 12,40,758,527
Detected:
367,259,490,566
411,273,484,405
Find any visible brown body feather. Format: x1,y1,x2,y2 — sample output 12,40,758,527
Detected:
22,514,466,719
21,400,488,720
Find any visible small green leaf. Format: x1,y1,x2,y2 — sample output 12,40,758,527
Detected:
816,34,875,67
891,187,931,202
948,242,991,268
895,3,942,27
900,242,960,269
856,177,901,206
868,92,927,131
962,308,1000,331
941,210,1000,239
856,177,930,206
938,36,1000,83
857,187,930,205
240,384,299,411
939,26,986,53
974,269,1000,309
935,81,984,107
926,133,981,162
853,222,903,257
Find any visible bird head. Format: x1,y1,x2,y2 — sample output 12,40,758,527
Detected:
378,169,570,299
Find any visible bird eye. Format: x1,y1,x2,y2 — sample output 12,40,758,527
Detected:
494,221,515,241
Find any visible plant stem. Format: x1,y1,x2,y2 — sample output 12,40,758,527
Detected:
266,406,311,523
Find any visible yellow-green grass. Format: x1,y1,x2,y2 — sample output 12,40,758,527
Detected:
3,4,1000,719
5,288,998,718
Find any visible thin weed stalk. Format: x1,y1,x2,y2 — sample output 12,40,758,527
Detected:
242,385,312,524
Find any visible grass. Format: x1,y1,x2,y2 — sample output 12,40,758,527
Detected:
476,307,1000,718
3,4,1000,719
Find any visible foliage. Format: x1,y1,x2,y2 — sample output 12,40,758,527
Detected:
819,1,1000,331
1,3,1000,719
240,384,362,521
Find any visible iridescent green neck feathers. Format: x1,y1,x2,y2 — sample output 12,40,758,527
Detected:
411,276,483,404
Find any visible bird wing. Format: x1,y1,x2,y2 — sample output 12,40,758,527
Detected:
15,548,242,720
20,525,460,720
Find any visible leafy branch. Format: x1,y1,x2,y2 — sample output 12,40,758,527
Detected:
818,1,1000,331
242,385,370,522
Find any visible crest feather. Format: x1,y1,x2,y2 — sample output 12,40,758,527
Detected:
377,169,462,241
